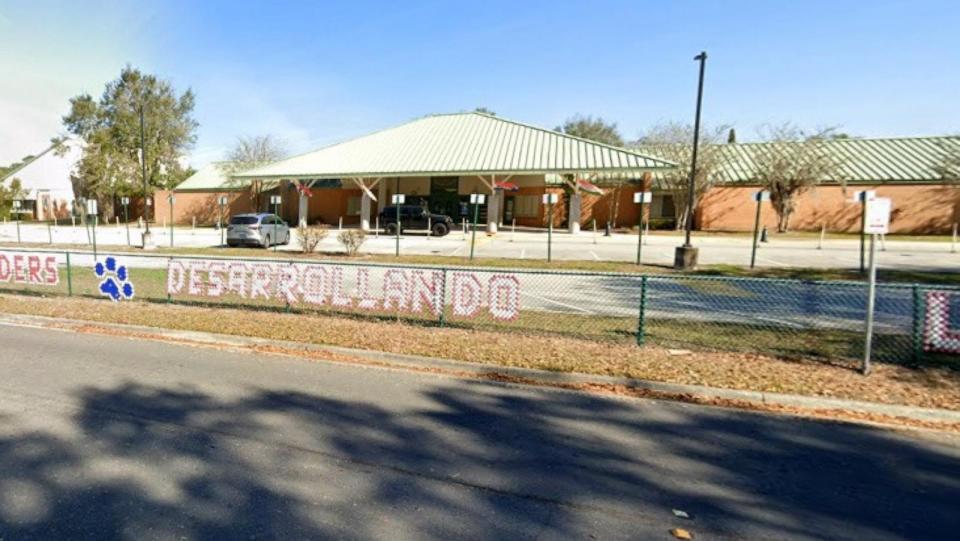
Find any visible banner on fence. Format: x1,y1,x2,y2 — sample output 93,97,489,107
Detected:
0,251,60,286
924,290,960,354
165,258,521,320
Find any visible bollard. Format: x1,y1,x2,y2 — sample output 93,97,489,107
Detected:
375,216,379,238
880,233,887,251
592,220,597,245
192,216,196,232
760,227,769,243
48,223,53,244
644,221,650,245
953,223,958,254
338,216,343,232
427,215,432,239
511,218,517,243
604,222,611,237
818,223,826,250
116,216,120,227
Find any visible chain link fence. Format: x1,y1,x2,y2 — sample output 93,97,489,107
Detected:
0,248,957,366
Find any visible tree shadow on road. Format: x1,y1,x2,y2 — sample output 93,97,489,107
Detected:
0,379,958,539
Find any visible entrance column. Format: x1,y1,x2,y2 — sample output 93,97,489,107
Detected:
298,186,308,227
568,192,582,234
360,192,372,231
486,184,499,234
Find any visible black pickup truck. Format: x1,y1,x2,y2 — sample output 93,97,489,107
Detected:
378,205,454,236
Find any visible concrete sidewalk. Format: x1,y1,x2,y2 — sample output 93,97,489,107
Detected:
3,221,960,270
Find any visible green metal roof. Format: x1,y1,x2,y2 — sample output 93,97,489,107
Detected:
234,112,675,180
173,162,282,191
634,136,960,185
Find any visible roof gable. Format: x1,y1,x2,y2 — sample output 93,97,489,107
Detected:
235,112,675,179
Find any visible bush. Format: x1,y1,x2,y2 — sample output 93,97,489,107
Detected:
337,229,367,256
296,224,330,253
647,217,677,230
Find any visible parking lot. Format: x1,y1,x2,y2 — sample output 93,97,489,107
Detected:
2,221,959,271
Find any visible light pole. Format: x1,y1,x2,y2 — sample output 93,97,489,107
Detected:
750,191,769,269
218,195,228,247
12,200,22,243
168,194,175,247
634,190,652,265
121,196,130,246
469,193,485,260
543,193,558,262
675,51,707,270
270,194,281,252
393,178,403,257
140,104,151,237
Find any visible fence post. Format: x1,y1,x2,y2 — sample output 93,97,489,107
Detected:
438,268,447,327
636,275,648,346
912,284,924,363
65,252,73,296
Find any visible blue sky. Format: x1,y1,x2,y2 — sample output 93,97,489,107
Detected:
1,0,958,166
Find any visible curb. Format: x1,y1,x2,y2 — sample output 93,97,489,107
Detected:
1,312,959,426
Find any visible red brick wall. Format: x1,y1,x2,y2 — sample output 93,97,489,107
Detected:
699,184,960,233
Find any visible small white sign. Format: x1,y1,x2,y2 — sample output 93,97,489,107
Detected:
392,194,405,204
852,190,877,203
863,197,891,234
218,195,228,206
12,200,21,209
542,193,558,204
86,199,98,215
168,194,176,203
146,197,153,207
120,197,130,205
469,193,486,205
270,195,281,205
754,190,770,202
633,191,653,204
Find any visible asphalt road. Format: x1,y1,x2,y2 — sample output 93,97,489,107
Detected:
0,325,959,540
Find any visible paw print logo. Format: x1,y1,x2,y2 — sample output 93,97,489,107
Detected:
94,256,135,302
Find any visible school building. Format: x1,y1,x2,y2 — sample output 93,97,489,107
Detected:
156,112,959,234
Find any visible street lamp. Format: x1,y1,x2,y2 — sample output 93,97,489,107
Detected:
674,51,708,270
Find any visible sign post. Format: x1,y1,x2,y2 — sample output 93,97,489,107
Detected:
86,199,99,260
12,200,22,243
168,194,176,248
633,191,652,265
543,193,558,262
270,195,282,252
853,190,876,273
392,193,405,257
469,193,486,260
861,196,891,375
218,195,228,247
750,190,770,269
121,197,131,246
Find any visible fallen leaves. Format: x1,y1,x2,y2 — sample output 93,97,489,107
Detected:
1,293,959,415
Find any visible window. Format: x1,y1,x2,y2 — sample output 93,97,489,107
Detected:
346,196,361,216
513,195,539,218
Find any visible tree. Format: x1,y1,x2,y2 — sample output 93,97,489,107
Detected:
556,115,624,146
727,128,737,144
0,178,25,220
556,115,627,225
473,107,496,116
752,124,847,232
635,122,731,230
62,66,197,218
222,135,289,210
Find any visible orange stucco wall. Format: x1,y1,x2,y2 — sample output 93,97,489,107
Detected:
699,184,960,234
